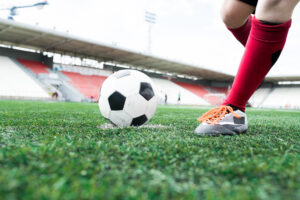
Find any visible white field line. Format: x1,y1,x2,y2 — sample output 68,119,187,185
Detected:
97,123,170,130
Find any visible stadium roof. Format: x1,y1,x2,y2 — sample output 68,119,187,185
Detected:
265,76,300,83
2,18,300,83
0,18,234,81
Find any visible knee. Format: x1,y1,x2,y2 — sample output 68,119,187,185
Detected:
220,0,255,28
221,8,234,27
221,8,244,28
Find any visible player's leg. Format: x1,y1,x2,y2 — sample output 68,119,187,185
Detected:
195,0,299,136
221,0,256,46
255,0,299,23
223,0,298,111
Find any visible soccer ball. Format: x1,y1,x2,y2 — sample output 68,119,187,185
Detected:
98,70,157,127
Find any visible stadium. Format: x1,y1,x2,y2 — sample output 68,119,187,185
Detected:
0,1,299,199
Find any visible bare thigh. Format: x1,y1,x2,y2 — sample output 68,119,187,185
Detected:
255,0,300,23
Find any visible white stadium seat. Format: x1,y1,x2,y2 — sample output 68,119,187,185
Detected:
249,88,272,107
260,87,300,108
0,56,50,99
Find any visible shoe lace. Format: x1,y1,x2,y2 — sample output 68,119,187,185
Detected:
197,105,241,125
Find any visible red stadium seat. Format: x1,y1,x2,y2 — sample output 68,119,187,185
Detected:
173,81,226,105
173,81,209,97
62,71,107,99
207,86,228,94
18,59,49,75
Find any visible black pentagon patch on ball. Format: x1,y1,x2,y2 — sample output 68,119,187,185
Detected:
114,70,131,79
108,91,126,110
131,114,148,126
139,82,154,101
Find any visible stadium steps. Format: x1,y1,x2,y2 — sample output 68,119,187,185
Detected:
206,86,228,94
203,87,216,94
54,71,86,102
13,58,62,100
15,58,89,102
61,71,107,100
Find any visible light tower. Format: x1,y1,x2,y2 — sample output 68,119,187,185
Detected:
144,11,156,54
0,1,48,20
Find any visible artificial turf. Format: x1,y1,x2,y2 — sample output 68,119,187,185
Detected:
0,100,299,200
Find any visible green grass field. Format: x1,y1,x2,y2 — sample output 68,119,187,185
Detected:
0,100,299,200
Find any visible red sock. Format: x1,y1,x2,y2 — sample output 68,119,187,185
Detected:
227,15,252,46
223,17,292,111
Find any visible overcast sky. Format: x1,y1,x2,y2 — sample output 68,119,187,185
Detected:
0,0,300,77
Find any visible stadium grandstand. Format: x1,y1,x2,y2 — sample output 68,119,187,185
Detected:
1,17,300,108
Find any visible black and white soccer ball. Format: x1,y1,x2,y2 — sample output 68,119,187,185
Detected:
98,70,157,127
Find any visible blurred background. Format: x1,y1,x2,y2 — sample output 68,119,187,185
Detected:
0,0,300,108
